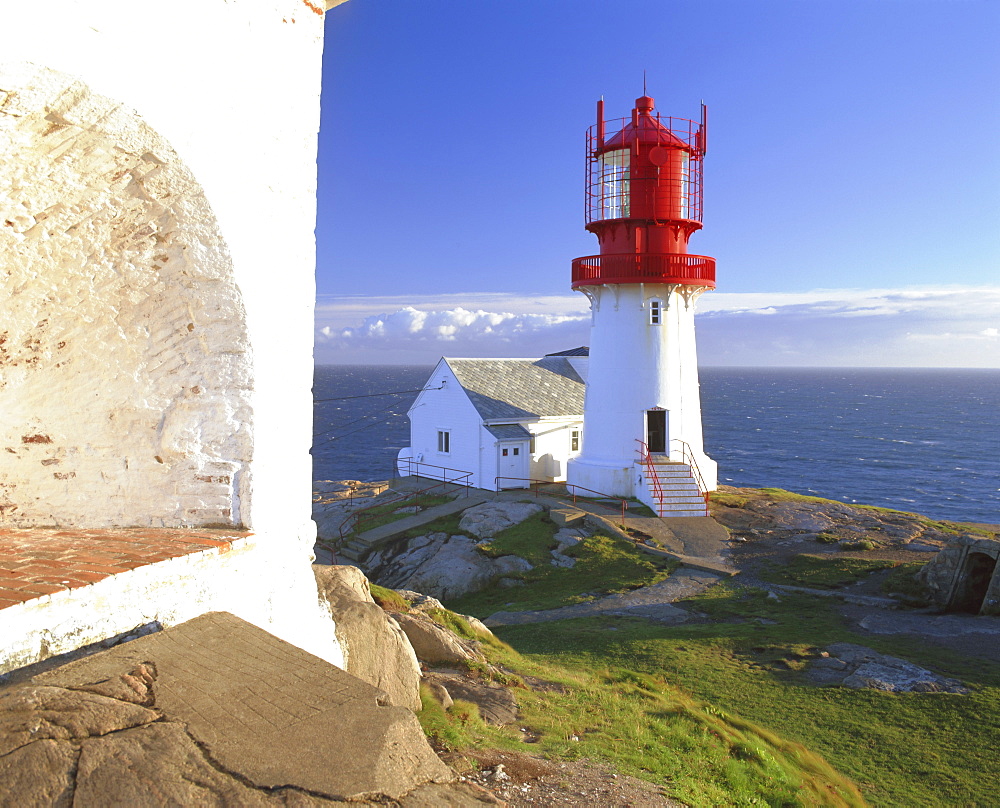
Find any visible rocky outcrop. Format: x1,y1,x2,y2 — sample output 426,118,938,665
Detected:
423,672,519,726
712,486,959,549
314,565,422,711
806,643,968,693
374,533,532,601
1,612,499,805
458,501,543,539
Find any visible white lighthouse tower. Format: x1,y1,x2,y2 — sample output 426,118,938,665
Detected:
566,94,717,516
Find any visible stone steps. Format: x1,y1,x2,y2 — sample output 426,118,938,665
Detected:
641,460,708,518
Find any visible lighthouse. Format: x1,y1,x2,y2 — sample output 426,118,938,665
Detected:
566,94,718,516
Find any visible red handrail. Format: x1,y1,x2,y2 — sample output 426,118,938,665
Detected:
635,440,665,512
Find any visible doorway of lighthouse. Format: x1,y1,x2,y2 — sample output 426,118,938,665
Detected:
646,409,667,454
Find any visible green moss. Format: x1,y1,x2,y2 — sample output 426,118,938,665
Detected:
759,554,895,589
447,533,677,615
370,583,409,612
477,511,558,565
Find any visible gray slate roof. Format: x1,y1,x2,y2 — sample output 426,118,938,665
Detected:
485,424,533,441
447,357,585,421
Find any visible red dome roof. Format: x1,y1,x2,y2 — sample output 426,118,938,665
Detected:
602,96,687,151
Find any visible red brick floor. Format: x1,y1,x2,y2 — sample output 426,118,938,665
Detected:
0,528,252,611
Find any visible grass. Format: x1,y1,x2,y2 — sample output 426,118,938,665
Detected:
447,531,677,615
477,511,559,566
402,489,998,804
881,562,931,606
759,555,898,590
416,599,866,807
484,584,1000,807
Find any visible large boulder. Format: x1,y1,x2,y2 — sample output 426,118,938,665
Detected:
313,565,422,711
459,501,543,539
393,613,485,666
379,536,532,601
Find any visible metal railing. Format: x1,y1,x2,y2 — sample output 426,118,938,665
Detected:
494,477,629,523
394,458,473,492
670,439,711,515
336,463,473,541
571,253,715,289
635,440,665,511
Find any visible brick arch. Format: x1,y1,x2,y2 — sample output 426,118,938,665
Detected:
0,64,252,528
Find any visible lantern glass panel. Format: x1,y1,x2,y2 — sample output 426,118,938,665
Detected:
599,149,630,219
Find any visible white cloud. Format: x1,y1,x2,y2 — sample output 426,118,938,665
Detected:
315,285,1000,367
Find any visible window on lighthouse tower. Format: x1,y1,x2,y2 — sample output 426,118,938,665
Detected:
599,149,630,219
649,299,663,325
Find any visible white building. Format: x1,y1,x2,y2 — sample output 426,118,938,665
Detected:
1,0,347,672
397,353,586,491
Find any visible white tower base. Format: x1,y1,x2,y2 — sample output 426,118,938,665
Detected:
567,282,716,510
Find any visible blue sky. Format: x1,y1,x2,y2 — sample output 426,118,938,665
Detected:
315,0,999,367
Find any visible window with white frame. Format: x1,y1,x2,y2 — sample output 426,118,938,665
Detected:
437,430,450,454
570,428,581,452
649,299,663,325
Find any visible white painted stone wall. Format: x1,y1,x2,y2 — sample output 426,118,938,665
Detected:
568,283,717,497
2,0,332,538
0,65,252,528
0,533,344,676
1,1,346,666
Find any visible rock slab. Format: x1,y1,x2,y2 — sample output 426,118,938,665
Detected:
807,642,969,693
24,612,459,802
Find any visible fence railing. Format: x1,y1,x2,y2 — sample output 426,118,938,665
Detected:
571,253,715,289
495,477,629,523
336,464,473,542
670,439,710,515
395,458,473,492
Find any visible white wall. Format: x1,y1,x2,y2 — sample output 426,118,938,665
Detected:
405,362,486,487
0,532,343,676
0,65,252,528
1,1,342,666
3,0,328,538
528,419,582,482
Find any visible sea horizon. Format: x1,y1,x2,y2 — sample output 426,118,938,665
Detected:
313,365,1000,525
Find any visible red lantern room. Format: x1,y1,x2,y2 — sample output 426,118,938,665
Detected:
571,95,716,290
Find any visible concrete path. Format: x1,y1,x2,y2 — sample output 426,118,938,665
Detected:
484,567,721,627
338,483,493,561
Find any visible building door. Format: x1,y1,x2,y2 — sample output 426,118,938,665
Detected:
497,443,529,488
646,409,667,454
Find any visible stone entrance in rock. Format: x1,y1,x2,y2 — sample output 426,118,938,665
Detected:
1,65,252,529
917,536,1000,616
949,551,998,614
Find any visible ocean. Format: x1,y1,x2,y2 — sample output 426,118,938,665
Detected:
312,366,1000,526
